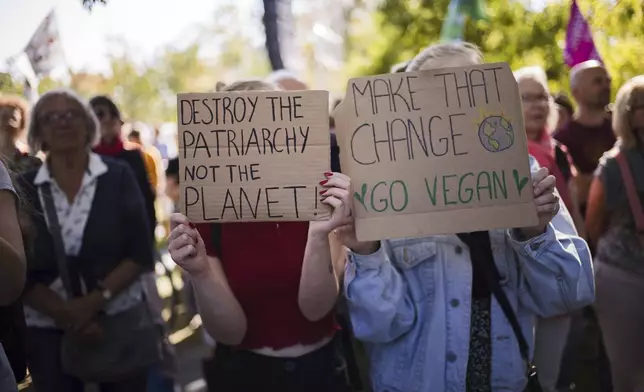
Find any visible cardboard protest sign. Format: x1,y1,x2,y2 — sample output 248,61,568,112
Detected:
178,90,331,222
334,62,539,241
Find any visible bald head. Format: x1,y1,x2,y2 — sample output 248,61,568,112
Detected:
570,60,603,89
266,70,308,91
569,60,611,109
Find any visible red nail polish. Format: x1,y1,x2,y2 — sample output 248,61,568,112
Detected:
319,190,327,195
324,172,333,177
319,180,328,186
188,222,196,229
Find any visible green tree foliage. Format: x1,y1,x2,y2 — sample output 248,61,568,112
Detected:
345,0,643,98
0,73,22,95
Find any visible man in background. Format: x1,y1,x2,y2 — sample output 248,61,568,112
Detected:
554,60,615,218
553,61,614,392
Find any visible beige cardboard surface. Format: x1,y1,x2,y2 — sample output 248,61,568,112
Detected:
178,90,331,222
334,62,539,241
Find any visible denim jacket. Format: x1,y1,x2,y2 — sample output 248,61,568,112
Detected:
344,157,595,392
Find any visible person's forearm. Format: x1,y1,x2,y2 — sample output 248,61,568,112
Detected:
191,257,247,345
0,237,25,305
298,228,339,322
24,284,68,323
100,260,143,295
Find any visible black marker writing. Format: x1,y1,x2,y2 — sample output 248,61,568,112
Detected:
351,75,421,117
225,164,262,183
183,164,221,182
435,66,503,109
350,113,468,165
266,95,304,122
180,96,259,125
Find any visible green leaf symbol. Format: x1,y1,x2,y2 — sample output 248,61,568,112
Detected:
513,169,529,196
353,183,368,211
353,192,366,210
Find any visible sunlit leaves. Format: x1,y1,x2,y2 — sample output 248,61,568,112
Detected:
345,0,643,100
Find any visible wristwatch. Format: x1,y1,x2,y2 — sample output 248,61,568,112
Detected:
97,281,113,301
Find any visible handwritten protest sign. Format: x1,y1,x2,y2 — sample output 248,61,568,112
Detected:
334,62,539,241
178,90,331,222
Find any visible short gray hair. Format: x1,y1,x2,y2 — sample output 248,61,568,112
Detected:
407,42,484,71
28,88,100,153
514,65,559,131
266,69,301,84
217,80,279,92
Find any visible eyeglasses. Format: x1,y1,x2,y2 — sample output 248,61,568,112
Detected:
38,109,83,126
521,94,549,104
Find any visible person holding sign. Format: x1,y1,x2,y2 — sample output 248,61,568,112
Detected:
168,80,351,392
334,43,594,392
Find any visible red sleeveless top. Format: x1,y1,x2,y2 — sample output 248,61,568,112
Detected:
196,222,337,350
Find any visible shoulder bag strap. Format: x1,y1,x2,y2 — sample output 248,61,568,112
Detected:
615,152,644,233
479,233,536,373
41,183,74,297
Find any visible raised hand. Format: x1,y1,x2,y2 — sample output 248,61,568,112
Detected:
310,172,353,235
168,213,209,277
521,167,560,239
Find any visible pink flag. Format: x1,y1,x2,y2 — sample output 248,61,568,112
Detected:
564,0,602,67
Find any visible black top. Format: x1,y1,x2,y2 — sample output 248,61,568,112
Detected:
457,231,493,299
166,157,179,180
17,157,155,293
110,149,157,239
330,131,341,173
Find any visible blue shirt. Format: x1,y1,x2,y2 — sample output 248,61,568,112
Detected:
344,157,595,392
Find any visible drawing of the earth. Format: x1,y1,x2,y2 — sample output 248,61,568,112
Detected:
478,116,515,153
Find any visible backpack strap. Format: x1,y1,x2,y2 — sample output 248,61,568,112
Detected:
615,152,644,234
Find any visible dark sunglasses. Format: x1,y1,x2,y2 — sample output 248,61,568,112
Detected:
93,109,109,120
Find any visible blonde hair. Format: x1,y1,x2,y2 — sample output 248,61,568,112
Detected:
28,88,100,153
216,80,279,92
406,42,484,71
613,75,644,149
514,66,559,131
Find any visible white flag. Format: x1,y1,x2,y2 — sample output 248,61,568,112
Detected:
24,10,64,76
24,79,40,105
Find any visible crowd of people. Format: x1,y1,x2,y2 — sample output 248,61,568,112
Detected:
0,40,643,392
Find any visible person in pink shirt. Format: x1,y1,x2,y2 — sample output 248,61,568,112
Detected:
515,66,585,392
515,67,584,234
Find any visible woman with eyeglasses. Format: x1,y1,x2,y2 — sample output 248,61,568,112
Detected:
17,89,160,392
515,66,587,392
